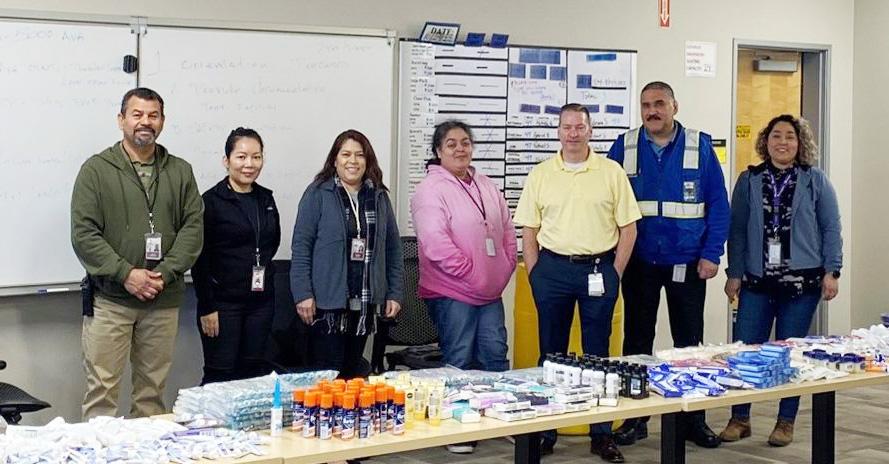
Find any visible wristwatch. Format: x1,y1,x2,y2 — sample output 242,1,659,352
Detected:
830,270,841,279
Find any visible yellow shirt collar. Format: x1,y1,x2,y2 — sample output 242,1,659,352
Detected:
554,149,599,172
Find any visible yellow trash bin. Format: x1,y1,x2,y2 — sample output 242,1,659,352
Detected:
513,262,624,435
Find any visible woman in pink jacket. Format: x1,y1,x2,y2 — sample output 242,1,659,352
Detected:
411,120,517,377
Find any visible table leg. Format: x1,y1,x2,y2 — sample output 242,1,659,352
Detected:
661,412,685,464
812,391,835,464
514,431,541,464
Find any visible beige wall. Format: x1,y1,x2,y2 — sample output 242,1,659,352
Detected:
852,0,889,329
0,0,859,424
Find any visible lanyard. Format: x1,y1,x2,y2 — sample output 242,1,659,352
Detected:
346,190,362,237
456,174,487,222
765,168,793,237
126,150,160,234
228,181,263,266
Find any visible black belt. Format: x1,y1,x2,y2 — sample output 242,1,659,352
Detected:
541,248,615,264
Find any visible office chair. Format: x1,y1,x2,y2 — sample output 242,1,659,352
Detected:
0,360,50,425
370,236,443,373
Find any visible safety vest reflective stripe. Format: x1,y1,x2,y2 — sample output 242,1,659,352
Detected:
661,202,706,219
637,201,659,216
623,128,640,176
622,127,701,174
683,128,700,170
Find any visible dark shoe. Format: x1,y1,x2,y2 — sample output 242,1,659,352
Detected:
719,417,751,442
613,419,648,446
768,419,794,447
590,436,625,463
540,436,556,456
687,422,721,448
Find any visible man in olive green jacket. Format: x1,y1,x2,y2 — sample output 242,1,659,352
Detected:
71,88,203,419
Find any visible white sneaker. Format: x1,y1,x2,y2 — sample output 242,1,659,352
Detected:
446,442,476,454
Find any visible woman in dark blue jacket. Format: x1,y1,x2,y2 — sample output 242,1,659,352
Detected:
720,115,842,447
291,129,404,378
192,127,281,384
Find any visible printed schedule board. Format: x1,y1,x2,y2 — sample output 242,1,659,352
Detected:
396,41,637,247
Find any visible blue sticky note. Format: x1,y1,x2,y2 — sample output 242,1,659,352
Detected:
605,105,624,114
520,104,541,114
586,104,600,113
490,33,509,48
465,32,485,47
509,63,527,79
541,50,561,65
549,66,567,81
544,105,562,115
519,48,541,64
576,74,592,89
530,65,547,79
587,53,617,62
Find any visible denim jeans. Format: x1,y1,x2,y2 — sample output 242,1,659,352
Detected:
425,297,509,372
731,287,821,422
529,249,619,440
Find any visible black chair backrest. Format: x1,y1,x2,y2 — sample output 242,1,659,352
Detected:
388,236,438,345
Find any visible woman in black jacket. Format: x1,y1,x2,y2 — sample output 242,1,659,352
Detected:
192,127,281,384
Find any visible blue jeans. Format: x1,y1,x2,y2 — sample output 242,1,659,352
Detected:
425,297,509,372
529,249,619,439
731,287,821,422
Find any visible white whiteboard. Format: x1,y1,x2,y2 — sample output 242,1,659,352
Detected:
0,19,394,291
0,19,136,288
140,26,395,261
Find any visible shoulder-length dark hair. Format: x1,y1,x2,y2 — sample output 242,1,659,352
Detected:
314,129,388,191
755,114,819,167
426,120,474,169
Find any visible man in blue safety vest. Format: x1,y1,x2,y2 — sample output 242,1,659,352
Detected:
607,81,729,449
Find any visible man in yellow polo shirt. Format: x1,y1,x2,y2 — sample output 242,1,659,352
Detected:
514,103,640,463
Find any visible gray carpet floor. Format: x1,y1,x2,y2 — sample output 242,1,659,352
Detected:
372,383,889,463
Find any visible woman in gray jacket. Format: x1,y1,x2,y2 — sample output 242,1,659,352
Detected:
720,114,842,447
290,129,404,378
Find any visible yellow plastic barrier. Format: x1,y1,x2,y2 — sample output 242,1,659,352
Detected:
512,262,624,435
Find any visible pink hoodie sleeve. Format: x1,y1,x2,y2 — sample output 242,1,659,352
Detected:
497,190,518,269
411,181,473,279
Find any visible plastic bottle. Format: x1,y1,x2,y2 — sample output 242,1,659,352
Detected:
404,388,415,428
543,353,555,384
302,391,318,438
375,387,388,433
392,390,406,435
581,362,594,386
629,366,643,399
569,360,582,386
358,391,374,439
318,393,333,439
291,389,305,432
341,393,356,440
333,391,344,437
427,388,442,426
413,385,427,421
270,377,283,437
592,362,606,397
605,368,620,401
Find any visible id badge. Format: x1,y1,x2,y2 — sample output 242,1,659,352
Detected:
485,237,496,257
767,238,782,266
350,238,366,261
672,264,686,283
144,232,162,261
588,273,605,296
251,265,265,292
683,181,697,202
